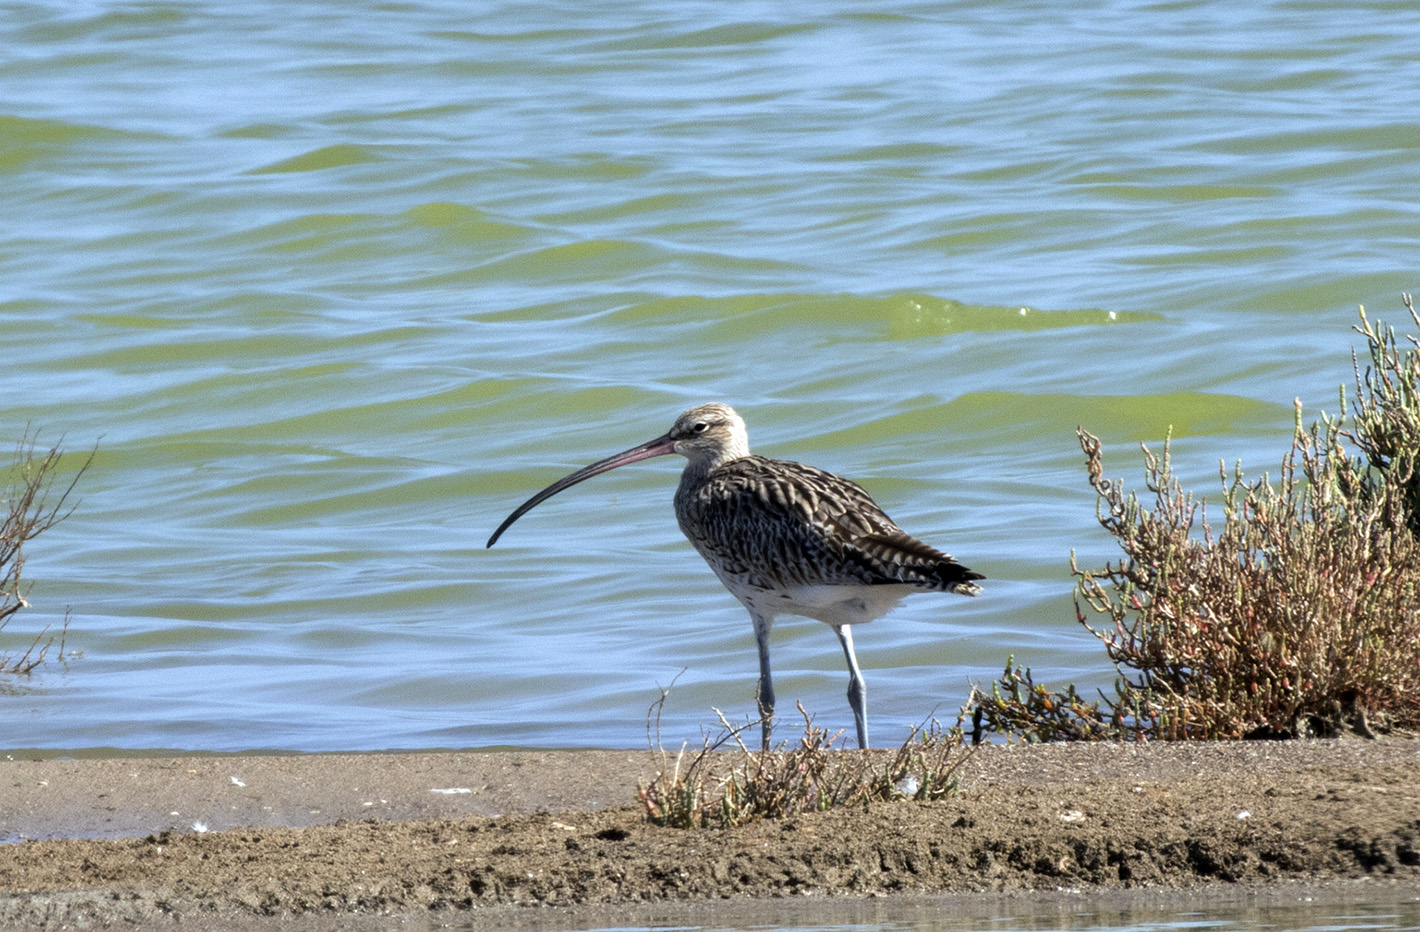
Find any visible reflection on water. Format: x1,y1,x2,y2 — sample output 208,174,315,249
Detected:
442,890,1420,932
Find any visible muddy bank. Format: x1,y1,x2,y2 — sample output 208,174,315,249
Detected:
2,740,1419,929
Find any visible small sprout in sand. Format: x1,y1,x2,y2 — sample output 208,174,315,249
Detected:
638,684,974,829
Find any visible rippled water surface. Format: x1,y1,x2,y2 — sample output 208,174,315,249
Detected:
2,0,1418,753
486,896,1420,932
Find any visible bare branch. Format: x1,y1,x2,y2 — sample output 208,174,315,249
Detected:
2,429,92,675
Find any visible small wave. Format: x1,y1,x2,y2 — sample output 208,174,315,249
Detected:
249,144,385,174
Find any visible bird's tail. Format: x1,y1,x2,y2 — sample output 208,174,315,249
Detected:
852,532,984,595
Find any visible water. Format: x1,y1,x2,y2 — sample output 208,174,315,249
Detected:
2,0,1418,754
438,890,1420,932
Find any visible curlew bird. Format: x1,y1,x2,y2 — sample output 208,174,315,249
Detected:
486,403,982,750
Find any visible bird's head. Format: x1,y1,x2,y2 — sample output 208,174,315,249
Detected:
667,402,750,470
486,402,751,547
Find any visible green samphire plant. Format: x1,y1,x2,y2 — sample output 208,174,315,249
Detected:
971,295,1420,741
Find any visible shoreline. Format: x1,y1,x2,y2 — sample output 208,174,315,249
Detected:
3,739,1420,929
2,748,659,844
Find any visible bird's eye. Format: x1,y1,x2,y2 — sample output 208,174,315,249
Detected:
692,421,709,434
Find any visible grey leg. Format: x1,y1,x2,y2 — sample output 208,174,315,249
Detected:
752,612,775,750
835,625,868,749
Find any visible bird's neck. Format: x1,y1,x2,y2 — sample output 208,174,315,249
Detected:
679,448,747,485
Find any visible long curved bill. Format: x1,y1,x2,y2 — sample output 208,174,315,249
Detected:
486,432,678,547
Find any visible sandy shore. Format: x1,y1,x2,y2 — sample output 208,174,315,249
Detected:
2,749,658,843
3,739,1420,929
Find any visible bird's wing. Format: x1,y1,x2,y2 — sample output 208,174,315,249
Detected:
848,530,984,595
677,456,981,594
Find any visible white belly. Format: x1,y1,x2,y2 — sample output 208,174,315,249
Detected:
718,571,918,629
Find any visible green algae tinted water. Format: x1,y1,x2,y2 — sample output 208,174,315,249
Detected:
2,0,1416,752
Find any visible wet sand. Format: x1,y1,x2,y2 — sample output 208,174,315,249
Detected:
3,739,1420,929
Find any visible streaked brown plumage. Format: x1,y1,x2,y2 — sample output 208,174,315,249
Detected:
487,402,983,749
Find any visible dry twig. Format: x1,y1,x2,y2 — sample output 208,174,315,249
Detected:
2,429,91,675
